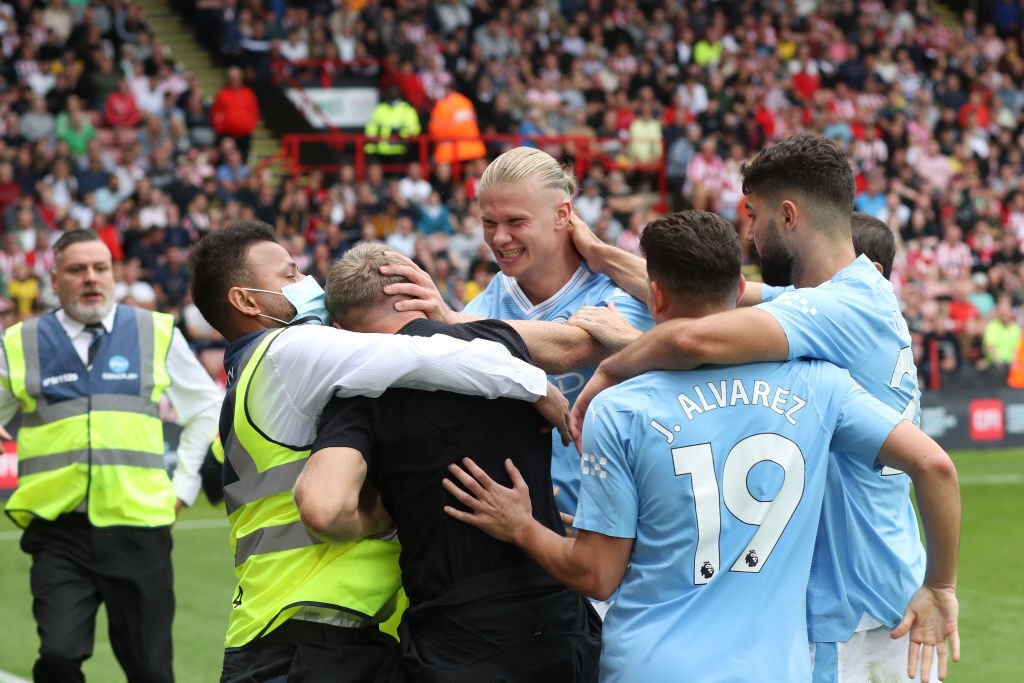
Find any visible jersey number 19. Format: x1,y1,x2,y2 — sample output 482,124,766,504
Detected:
673,434,805,585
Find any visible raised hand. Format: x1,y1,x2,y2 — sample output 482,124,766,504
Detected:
380,250,455,322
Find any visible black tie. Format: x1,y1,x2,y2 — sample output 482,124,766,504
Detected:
86,324,105,367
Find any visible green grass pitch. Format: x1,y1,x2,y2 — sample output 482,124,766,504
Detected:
0,449,1020,681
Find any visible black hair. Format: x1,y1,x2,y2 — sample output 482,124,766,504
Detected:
851,211,896,280
189,220,277,335
740,134,855,220
54,229,103,262
640,210,741,303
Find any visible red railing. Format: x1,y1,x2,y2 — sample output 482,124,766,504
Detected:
254,148,290,182
270,58,393,90
279,132,669,210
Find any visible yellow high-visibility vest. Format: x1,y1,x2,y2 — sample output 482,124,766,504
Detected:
3,307,175,528
223,329,401,649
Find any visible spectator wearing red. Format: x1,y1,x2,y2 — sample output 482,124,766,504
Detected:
391,60,429,112
0,162,20,214
958,90,990,129
104,78,141,128
211,67,260,162
949,279,982,344
91,214,125,261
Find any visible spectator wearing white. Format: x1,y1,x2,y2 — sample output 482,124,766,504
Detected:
41,158,78,212
574,180,604,228
435,0,471,35
69,192,96,231
684,138,727,212
132,69,165,118
114,258,157,310
114,148,144,198
473,19,513,62
94,174,125,216
20,95,55,143
399,162,433,207
676,71,709,116
386,215,418,258
935,224,974,281
139,188,171,230
280,28,309,62
449,212,486,275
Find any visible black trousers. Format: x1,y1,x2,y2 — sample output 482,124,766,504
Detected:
20,514,174,683
218,134,253,163
380,564,602,683
220,619,398,683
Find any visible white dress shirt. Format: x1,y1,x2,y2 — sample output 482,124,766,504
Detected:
0,305,223,506
243,324,549,448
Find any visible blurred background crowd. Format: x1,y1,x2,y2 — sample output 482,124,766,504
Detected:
0,0,1022,389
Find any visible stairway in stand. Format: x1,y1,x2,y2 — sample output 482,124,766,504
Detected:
135,0,284,183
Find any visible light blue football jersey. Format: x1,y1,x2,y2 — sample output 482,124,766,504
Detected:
464,263,654,513
575,361,901,683
757,255,926,642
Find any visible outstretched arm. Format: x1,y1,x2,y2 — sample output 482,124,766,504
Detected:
570,308,789,441
442,457,633,600
568,302,643,352
569,215,649,301
504,320,610,374
879,422,960,683
739,281,764,307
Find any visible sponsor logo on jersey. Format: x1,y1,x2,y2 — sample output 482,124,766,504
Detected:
581,453,608,478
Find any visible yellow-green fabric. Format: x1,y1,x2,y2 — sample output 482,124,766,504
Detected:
224,329,401,649
364,101,422,155
3,311,175,528
984,319,1022,365
212,435,225,464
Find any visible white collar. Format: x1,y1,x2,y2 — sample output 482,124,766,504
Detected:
501,263,593,319
57,303,118,337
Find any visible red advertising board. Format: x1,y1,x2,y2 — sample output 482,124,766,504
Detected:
0,440,17,490
968,399,1005,442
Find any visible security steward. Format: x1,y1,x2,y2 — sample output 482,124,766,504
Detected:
187,221,556,682
1,230,222,682
364,85,422,160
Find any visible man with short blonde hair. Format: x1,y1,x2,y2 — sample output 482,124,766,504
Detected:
325,244,406,328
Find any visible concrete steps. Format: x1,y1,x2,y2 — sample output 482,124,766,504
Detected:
137,0,284,182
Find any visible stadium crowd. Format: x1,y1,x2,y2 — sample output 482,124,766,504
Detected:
0,0,1022,389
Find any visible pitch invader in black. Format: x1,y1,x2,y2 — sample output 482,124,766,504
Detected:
295,244,607,682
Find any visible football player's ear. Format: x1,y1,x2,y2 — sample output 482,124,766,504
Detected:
734,275,747,306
